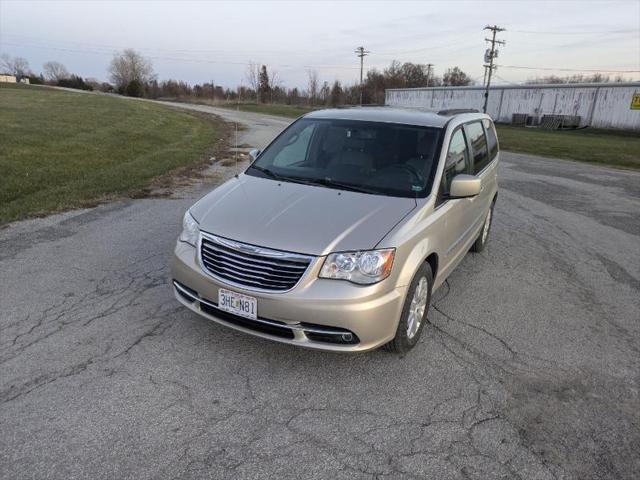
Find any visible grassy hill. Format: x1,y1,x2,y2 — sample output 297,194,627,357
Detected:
0,84,221,224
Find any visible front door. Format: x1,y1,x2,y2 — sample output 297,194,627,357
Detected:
437,127,476,276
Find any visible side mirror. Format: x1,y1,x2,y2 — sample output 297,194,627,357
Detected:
248,149,261,162
450,174,481,198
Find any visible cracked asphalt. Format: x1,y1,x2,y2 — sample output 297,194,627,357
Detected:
1,104,639,480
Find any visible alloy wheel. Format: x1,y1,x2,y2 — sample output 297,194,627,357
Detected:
482,208,492,244
406,276,428,339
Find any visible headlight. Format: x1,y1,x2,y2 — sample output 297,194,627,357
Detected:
179,211,199,246
319,249,395,285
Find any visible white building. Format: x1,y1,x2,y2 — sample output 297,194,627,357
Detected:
386,82,640,131
0,74,17,83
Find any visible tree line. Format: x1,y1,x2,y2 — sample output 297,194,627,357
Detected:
2,53,99,91
525,73,628,84
95,49,479,105
1,50,633,106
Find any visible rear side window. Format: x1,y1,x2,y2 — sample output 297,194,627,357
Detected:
440,128,470,197
465,122,489,174
483,119,498,161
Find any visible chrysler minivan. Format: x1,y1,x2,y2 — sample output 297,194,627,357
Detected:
171,107,499,353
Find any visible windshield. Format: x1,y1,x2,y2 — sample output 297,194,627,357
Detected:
245,118,443,198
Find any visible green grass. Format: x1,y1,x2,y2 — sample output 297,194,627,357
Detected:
0,83,221,224
495,125,640,169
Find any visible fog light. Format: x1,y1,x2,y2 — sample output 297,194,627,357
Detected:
341,333,353,342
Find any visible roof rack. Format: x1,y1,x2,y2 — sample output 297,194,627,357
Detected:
334,104,387,109
437,108,479,116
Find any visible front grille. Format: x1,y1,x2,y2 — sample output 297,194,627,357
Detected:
200,233,313,292
200,302,295,339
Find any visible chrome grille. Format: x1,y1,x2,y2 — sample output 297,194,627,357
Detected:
199,233,313,292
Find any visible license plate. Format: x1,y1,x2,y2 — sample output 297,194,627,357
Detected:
218,288,257,320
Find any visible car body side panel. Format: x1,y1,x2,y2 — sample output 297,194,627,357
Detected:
377,115,499,294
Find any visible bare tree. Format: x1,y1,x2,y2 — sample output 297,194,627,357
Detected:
525,73,617,85
442,67,474,86
320,81,330,105
108,49,155,91
307,69,319,106
330,80,343,107
245,62,260,102
269,69,283,103
1,54,31,78
43,61,70,82
0,53,10,74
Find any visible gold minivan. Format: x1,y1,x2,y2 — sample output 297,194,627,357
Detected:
171,107,499,353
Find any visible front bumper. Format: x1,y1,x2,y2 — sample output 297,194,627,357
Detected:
170,242,407,352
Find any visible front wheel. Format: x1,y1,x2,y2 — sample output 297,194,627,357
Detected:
471,202,494,253
385,263,433,354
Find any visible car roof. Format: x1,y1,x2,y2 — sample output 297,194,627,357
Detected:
302,106,488,128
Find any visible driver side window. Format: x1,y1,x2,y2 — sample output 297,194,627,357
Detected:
440,128,470,197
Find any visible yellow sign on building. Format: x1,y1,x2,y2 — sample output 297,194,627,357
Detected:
631,92,640,110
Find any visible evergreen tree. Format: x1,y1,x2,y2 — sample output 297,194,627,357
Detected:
258,65,270,103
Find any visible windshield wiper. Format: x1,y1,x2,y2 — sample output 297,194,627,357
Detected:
249,165,284,180
249,166,322,188
313,177,380,195
250,166,317,187
249,167,380,194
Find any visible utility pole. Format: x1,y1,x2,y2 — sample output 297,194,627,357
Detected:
355,46,370,105
426,63,434,87
482,25,505,113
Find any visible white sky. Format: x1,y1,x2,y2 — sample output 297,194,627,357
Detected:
1,0,639,88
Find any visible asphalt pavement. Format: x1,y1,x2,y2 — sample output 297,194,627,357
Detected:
1,104,639,480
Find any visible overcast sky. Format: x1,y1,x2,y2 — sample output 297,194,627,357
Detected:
1,0,639,88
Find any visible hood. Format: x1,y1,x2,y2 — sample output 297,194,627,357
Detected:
190,174,416,256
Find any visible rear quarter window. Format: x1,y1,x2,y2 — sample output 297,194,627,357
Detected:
483,119,499,161
465,122,489,175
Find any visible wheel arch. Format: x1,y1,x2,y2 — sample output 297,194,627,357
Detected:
425,252,439,283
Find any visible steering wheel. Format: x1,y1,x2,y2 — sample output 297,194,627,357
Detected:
388,163,423,183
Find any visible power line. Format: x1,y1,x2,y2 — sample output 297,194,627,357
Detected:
482,25,506,113
355,46,370,105
0,33,344,58
493,74,522,85
509,28,638,35
1,41,363,71
498,64,640,73
3,35,637,87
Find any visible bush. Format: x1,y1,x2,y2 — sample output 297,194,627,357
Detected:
99,82,114,93
28,74,45,85
57,75,93,91
125,79,143,97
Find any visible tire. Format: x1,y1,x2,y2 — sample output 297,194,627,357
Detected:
385,262,433,354
471,201,494,253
